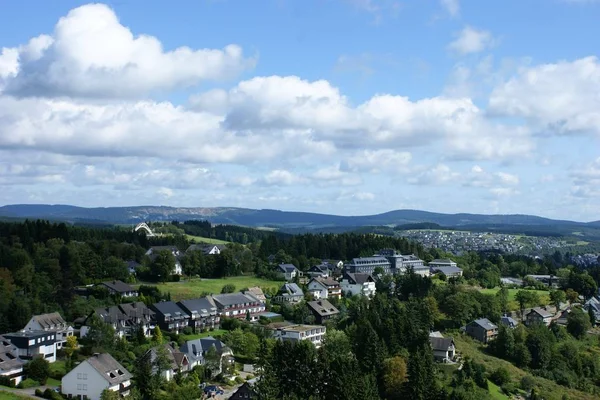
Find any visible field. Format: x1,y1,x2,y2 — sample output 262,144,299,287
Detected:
478,288,550,311
453,334,598,400
0,393,30,400
487,380,509,399
185,234,230,245
180,329,228,341
144,276,282,300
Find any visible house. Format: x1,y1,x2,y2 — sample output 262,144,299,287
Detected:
270,324,326,348
180,337,233,373
126,261,140,275
229,382,255,399
100,280,138,297
400,255,429,276
429,336,456,363
186,243,227,255
429,259,458,269
500,314,518,329
143,343,189,381
86,306,129,338
118,302,156,338
307,277,342,300
525,308,553,326
583,298,600,324
0,336,25,385
150,302,191,333
525,275,558,288
22,312,74,350
430,264,463,278
3,331,57,363
145,246,183,275
306,265,331,279
244,287,267,303
212,292,265,321
306,300,339,324
466,318,498,343
61,353,132,400
177,297,220,332
277,264,300,281
339,272,376,297
345,257,392,275
274,283,304,304
556,308,572,325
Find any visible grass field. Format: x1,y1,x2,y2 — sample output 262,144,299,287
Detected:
181,329,228,341
453,334,597,400
478,288,550,311
185,234,230,245
0,393,30,400
487,380,510,399
145,276,283,300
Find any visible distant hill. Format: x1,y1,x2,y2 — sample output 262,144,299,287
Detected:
0,204,592,229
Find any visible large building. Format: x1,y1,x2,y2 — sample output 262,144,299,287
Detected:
3,331,57,363
0,336,25,385
212,292,265,321
22,312,74,350
177,297,220,332
150,302,190,334
345,257,392,275
271,324,326,348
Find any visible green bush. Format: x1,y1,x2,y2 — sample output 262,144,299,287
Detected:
182,326,193,335
235,376,245,384
0,375,15,387
18,378,40,388
490,367,511,386
501,383,517,395
35,388,44,397
520,375,535,392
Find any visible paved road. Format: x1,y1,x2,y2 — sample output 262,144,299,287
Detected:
0,384,59,399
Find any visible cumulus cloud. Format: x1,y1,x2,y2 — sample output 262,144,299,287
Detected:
569,158,600,198
489,56,600,136
0,4,254,98
408,164,460,185
341,149,412,173
448,26,495,55
263,170,306,186
440,0,460,17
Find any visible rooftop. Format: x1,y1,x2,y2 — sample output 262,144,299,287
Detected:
85,353,132,384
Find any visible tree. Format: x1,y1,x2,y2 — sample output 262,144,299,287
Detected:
489,325,514,360
567,307,591,339
221,283,236,294
497,287,509,313
404,344,437,400
383,356,407,399
588,306,596,326
204,345,222,377
151,250,175,282
515,290,540,321
152,326,163,344
25,356,50,384
550,290,566,310
86,314,115,352
100,389,121,400
565,288,579,304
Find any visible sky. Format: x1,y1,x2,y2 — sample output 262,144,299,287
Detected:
0,0,599,221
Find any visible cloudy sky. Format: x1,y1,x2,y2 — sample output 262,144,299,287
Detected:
0,0,599,221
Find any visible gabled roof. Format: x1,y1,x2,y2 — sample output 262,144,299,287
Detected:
29,312,67,330
177,297,218,317
0,335,25,373
146,344,189,371
310,277,340,287
212,292,261,308
148,245,180,253
500,315,518,327
279,283,304,296
342,272,375,285
430,259,456,264
308,265,329,273
307,300,339,317
84,353,132,385
180,337,230,362
471,318,498,330
528,307,553,318
118,302,155,319
151,302,190,319
429,337,455,352
101,280,135,293
95,306,128,324
245,287,267,302
430,266,462,275
278,263,298,273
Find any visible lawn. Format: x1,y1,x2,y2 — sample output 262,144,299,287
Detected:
185,234,230,245
0,393,30,400
453,333,597,400
144,276,283,300
180,329,228,341
49,360,66,378
487,380,509,399
478,288,550,311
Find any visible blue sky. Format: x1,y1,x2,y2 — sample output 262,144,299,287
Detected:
0,0,599,221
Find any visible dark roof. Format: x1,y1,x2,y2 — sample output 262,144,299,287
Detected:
95,306,128,324
500,316,518,327
3,330,57,349
308,265,329,273
118,302,155,319
471,318,497,330
180,337,230,362
429,337,454,351
528,307,553,318
279,283,304,296
307,300,339,317
230,382,255,399
126,260,141,269
213,292,261,308
151,302,190,319
30,312,68,330
311,277,340,287
343,272,374,285
0,336,25,373
147,344,188,370
85,353,132,385
101,280,135,293
430,266,462,275
149,246,179,252
278,263,297,273
177,297,218,317
430,259,456,264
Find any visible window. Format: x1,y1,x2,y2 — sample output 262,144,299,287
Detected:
77,384,82,390
83,373,87,380
77,373,82,379
82,384,87,391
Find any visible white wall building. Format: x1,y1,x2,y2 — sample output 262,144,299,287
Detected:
22,312,74,350
271,324,326,348
61,353,132,400
339,273,376,297
3,331,57,363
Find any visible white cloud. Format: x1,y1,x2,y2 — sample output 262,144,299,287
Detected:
489,56,600,136
569,158,600,198
263,170,306,186
440,0,460,17
341,149,412,173
157,187,174,199
489,187,519,197
448,26,495,55
495,172,520,186
408,164,460,185
312,165,363,186
354,191,376,201
1,4,254,98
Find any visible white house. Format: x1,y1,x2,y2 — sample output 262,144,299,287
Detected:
271,324,326,348
61,353,132,400
307,277,342,300
339,273,376,297
100,281,138,297
0,336,25,386
179,337,233,374
277,264,299,281
429,336,456,363
525,308,553,326
143,344,190,382
3,331,57,363
145,246,183,275
273,283,304,304
22,312,74,350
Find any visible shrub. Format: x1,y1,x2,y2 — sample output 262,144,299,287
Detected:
18,378,40,388
0,375,15,387
182,326,193,335
520,375,535,392
235,376,245,384
501,383,517,395
35,389,44,397
490,367,511,386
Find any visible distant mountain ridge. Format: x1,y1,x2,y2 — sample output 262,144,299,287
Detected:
0,204,594,229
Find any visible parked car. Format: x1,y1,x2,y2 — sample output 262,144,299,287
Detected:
204,385,224,397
